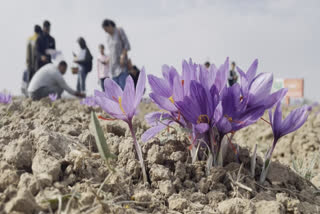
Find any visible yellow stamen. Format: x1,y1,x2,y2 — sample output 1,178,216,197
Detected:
118,96,126,114
197,114,210,124
169,96,174,104
227,116,233,122
224,115,244,124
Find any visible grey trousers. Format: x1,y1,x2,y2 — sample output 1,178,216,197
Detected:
30,86,63,101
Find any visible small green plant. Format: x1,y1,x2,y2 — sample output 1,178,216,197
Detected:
90,111,116,172
292,155,318,181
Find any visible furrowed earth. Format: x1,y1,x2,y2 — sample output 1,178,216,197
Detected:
0,98,320,214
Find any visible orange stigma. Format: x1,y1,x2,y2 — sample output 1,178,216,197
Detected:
181,80,185,86
260,117,271,126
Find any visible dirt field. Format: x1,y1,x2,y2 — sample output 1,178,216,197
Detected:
0,98,319,213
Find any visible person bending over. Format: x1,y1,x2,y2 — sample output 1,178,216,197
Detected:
28,61,85,100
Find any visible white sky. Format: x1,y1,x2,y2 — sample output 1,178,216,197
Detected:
0,0,319,101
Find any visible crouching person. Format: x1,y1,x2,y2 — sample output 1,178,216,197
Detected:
28,61,85,100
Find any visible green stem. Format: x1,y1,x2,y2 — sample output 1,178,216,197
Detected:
128,121,148,184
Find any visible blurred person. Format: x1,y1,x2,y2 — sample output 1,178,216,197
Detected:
204,61,210,69
128,59,140,88
26,25,42,81
73,37,93,93
97,44,109,91
36,20,56,69
28,61,84,100
228,61,238,86
102,19,131,89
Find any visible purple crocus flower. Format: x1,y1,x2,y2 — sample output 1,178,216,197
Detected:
218,83,276,135
175,81,222,134
141,112,174,142
48,93,58,102
269,102,309,146
237,59,288,109
95,69,146,123
148,65,180,112
143,58,229,142
81,96,98,107
94,69,148,183
260,101,310,182
0,93,12,104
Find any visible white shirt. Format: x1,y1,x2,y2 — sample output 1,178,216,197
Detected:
76,49,86,70
97,53,109,79
28,63,76,95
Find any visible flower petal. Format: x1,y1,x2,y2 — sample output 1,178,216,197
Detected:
246,59,258,82
248,73,273,107
176,96,200,124
150,93,177,112
134,68,146,108
279,105,309,137
148,75,172,98
195,123,210,133
172,75,184,102
162,65,179,89
122,75,136,119
142,123,170,142
95,94,126,120
145,112,172,126
104,78,123,100
215,57,229,93
263,88,288,109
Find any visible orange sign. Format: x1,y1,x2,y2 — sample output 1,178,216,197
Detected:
284,79,304,97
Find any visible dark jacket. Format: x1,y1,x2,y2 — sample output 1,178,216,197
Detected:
36,33,56,69
75,48,93,72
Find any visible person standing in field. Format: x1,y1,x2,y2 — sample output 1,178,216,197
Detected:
97,44,110,91
36,20,56,69
26,25,42,81
228,61,238,86
73,37,93,93
204,61,210,69
102,19,131,89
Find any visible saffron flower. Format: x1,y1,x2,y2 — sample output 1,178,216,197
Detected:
94,69,148,183
143,58,229,142
237,59,288,110
48,93,58,102
81,96,98,107
141,111,174,142
175,81,222,134
0,93,12,104
260,102,310,182
218,83,280,135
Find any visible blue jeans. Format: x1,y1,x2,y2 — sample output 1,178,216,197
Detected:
112,71,129,90
30,86,63,101
77,67,88,92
